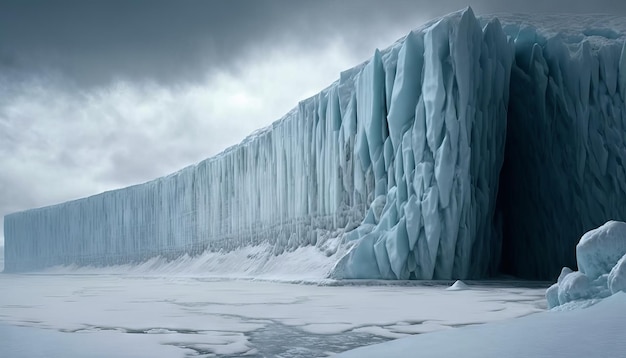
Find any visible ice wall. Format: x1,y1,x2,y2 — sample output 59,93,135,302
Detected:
5,9,626,280
3,8,513,278
496,15,626,279
3,100,358,272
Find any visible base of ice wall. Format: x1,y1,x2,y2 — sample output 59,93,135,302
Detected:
5,10,626,280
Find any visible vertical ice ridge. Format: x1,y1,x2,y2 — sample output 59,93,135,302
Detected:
3,8,511,278
332,8,512,280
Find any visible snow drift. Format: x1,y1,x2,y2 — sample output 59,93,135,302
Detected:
5,8,626,281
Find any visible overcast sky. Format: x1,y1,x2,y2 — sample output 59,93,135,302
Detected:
2,0,626,245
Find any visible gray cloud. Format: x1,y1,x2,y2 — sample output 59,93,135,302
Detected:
1,0,420,86
2,0,626,245
4,0,624,87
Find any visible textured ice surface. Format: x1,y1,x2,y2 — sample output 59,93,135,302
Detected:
0,274,546,357
608,254,626,294
331,8,512,280
547,221,626,309
5,9,626,281
497,14,626,279
577,221,626,279
3,8,511,279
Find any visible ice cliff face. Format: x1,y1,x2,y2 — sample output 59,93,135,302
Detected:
331,10,513,279
497,15,626,279
4,9,626,280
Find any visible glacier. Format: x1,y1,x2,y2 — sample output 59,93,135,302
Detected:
4,8,626,281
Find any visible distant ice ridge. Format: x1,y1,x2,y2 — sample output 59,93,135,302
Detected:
546,221,626,309
5,8,626,281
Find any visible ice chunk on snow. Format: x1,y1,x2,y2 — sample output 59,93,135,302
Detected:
548,221,626,308
446,280,469,291
545,284,559,309
557,271,592,304
608,254,626,294
576,221,626,279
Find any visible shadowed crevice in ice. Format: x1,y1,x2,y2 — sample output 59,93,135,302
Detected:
497,21,626,280
60,326,204,335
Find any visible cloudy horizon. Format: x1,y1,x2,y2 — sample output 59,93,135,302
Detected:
2,0,626,245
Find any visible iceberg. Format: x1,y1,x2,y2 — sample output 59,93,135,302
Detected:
546,221,626,309
4,8,626,281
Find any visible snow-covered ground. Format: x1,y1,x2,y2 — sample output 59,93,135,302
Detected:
0,272,546,357
338,291,626,358
2,224,625,358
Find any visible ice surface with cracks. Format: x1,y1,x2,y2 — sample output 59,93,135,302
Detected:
338,291,626,358
0,274,547,358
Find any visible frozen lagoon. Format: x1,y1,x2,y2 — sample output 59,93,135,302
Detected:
0,272,547,357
